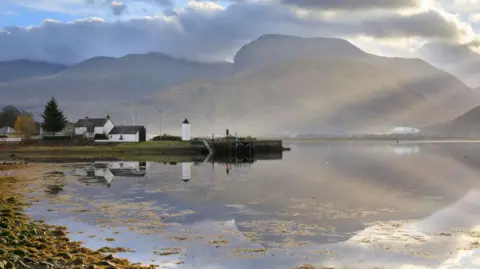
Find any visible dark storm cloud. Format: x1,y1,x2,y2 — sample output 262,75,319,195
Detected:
281,0,421,10
360,9,470,39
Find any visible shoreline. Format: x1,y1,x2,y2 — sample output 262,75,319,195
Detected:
0,164,157,269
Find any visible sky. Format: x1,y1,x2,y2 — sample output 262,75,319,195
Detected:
0,0,480,65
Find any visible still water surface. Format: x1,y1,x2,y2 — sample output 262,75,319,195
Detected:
23,142,480,268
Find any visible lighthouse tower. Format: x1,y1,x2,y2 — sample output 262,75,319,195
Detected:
182,118,190,141
182,162,191,185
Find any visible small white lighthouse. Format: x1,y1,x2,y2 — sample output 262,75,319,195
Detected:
182,118,190,141
182,162,191,185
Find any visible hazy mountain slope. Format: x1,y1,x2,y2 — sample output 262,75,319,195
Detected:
1,35,476,136
0,60,66,83
417,42,480,88
425,101,480,137
0,53,232,106
134,35,477,136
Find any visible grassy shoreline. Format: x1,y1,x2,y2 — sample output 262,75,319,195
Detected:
0,141,205,162
0,164,156,269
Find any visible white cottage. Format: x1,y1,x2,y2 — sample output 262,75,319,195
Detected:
74,117,114,138
108,126,146,142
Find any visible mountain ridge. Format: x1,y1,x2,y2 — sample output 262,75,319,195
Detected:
0,60,66,83
0,35,478,136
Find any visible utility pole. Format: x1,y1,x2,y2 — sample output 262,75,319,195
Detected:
158,109,163,136
123,102,135,125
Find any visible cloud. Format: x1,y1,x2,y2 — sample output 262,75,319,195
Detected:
0,1,477,64
111,1,127,15
360,8,475,40
3,10,20,16
153,0,173,6
280,0,421,10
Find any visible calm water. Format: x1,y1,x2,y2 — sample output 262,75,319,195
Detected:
22,142,480,268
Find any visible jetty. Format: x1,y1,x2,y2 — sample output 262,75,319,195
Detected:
195,137,285,157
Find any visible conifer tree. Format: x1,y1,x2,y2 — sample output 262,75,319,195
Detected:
41,97,67,134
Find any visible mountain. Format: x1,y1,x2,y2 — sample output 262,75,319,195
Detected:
416,42,480,88
424,103,480,137
133,35,478,136
0,53,232,106
1,35,477,136
233,34,367,73
0,60,66,83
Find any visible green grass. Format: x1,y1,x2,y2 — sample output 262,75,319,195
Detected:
0,153,203,163
116,141,191,149
13,141,194,152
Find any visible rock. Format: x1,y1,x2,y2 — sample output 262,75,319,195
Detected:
87,265,97,269
56,252,72,259
72,258,84,265
12,249,28,257
106,261,119,269
39,261,56,268
22,257,34,264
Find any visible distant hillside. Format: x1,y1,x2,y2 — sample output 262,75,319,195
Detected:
133,35,478,136
417,42,480,88
1,35,477,136
0,53,232,106
0,60,66,83
425,103,480,137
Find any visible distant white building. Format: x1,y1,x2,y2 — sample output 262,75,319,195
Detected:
387,126,423,135
74,116,115,138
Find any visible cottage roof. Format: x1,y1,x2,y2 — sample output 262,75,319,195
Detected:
110,126,145,135
110,169,146,177
75,118,108,128
0,127,17,134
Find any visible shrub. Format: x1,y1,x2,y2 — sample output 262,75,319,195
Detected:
42,136,72,141
94,133,108,140
151,134,182,141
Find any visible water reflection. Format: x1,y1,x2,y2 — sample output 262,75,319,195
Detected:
73,161,147,187
26,142,480,268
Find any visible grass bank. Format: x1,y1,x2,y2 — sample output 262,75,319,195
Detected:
0,141,205,162
12,141,195,152
0,165,156,269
